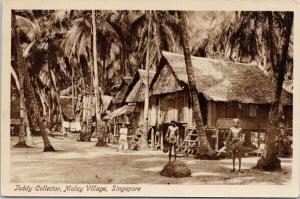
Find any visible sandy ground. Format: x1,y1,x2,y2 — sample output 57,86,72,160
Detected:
10,135,292,185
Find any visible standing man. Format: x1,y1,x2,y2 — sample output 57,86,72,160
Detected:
226,118,244,173
117,122,129,151
165,121,179,162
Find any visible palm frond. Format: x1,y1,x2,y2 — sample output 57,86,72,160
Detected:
16,15,41,42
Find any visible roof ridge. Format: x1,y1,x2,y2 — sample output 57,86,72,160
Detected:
162,51,258,67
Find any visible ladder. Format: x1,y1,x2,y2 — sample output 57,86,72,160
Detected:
176,127,199,157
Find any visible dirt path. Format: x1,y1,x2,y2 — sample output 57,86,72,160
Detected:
10,136,292,185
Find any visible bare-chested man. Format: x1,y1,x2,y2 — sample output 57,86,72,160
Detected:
226,118,244,173
165,121,179,162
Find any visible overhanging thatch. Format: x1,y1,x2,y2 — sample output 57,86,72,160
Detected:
103,104,136,121
156,51,292,105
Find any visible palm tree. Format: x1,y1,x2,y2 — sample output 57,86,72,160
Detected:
106,11,137,77
255,12,293,170
178,11,213,158
96,11,119,92
63,11,116,142
139,11,152,149
12,11,28,148
61,12,95,140
134,11,182,70
20,10,71,134
92,10,104,145
12,10,55,151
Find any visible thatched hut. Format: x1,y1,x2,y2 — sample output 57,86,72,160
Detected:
125,69,156,128
150,51,293,149
105,70,155,142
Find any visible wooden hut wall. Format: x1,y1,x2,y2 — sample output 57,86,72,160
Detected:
131,102,144,127
158,91,191,125
207,101,216,128
207,101,271,129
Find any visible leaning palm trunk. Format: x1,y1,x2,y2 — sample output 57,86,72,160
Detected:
178,11,213,158
23,71,56,151
11,66,33,145
12,11,29,148
256,12,293,170
12,11,55,152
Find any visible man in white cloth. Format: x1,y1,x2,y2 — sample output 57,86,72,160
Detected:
226,118,245,173
165,121,179,162
117,122,129,151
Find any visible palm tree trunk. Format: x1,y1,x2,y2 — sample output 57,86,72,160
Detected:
12,10,55,151
12,11,29,148
256,12,293,170
11,66,34,145
178,11,213,158
140,11,152,149
24,77,55,151
84,63,94,142
92,10,105,146
48,41,66,135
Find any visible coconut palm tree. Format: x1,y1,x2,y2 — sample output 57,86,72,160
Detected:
12,11,28,148
20,10,72,133
177,11,213,158
134,11,182,70
13,10,74,149
12,10,55,151
138,11,152,149
63,11,121,142
91,10,105,145
126,11,181,148
255,12,293,170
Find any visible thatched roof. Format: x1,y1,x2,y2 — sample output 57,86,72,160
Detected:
153,51,292,105
125,69,155,103
102,95,113,111
103,104,136,121
113,77,133,104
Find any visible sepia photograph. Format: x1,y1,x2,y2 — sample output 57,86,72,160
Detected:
1,0,299,197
